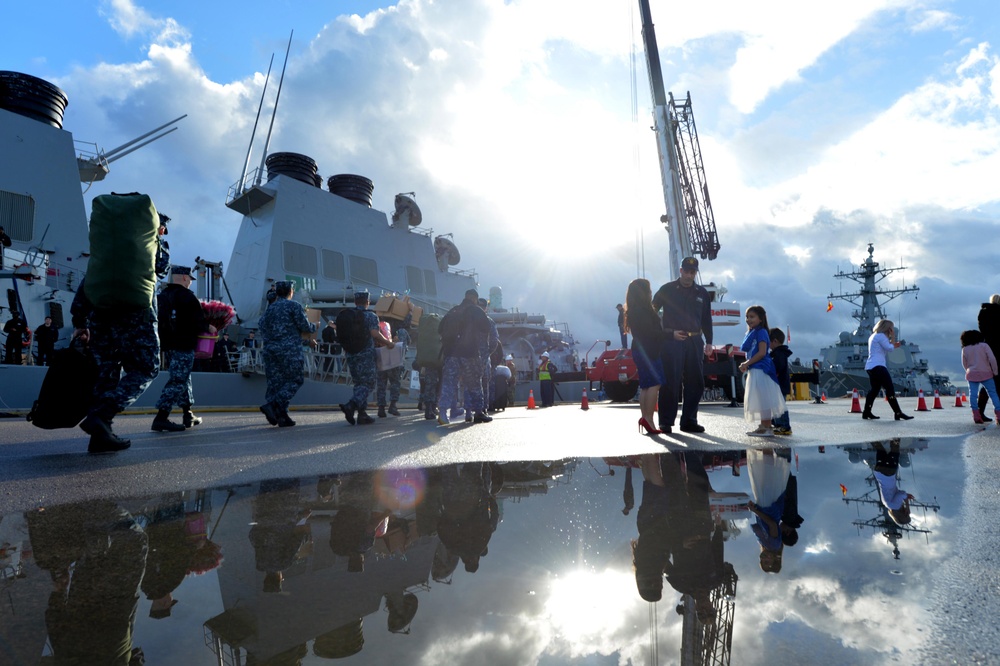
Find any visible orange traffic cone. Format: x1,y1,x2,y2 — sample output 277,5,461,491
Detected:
849,389,862,413
916,389,929,411
955,391,964,407
580,389,589,411
962,391,968,403
527,390,536,410
932,390,944,409
820,391,827,403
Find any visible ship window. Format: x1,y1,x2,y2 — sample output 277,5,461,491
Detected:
322,249,346,280
349,255,378,287
0,190,34,241
405,266,424,294
423,270,437,296
282,241,317,276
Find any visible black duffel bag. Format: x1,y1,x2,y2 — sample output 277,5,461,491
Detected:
26,339,98,429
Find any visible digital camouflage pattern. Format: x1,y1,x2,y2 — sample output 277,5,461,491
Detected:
155,349,196,411
89,307,160,419
259,298,314,411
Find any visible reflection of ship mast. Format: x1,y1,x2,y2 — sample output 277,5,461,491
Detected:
677,564,738,666
842,474,939,559
828,243,918,341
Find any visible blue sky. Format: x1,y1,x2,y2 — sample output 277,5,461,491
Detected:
5,0,1000,381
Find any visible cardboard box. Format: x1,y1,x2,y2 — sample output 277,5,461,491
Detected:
373,295,421,326
376,345,404,371
302,307,322,341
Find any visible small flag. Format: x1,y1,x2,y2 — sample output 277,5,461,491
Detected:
839,483,847,496
826,301,834,312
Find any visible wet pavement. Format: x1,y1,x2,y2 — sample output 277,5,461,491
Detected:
0,400,997,664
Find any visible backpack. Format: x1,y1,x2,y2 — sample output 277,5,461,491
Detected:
84,193,161,309
438,305,467,350
335,308,369,354
414,313,443,369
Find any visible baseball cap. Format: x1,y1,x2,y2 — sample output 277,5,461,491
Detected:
680,257,699,272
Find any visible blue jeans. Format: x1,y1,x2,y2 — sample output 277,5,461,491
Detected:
970,378,1000,412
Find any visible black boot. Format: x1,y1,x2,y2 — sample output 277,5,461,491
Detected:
81,412,131,453
888,397,913,420
339,401,357,425
378,405,387,418
183,410,202,427
277,406,296,427
260,402,279,425
424,403,436,420
152,409,186,432
357,408,375,425
388,401,400,416
861,409,880,420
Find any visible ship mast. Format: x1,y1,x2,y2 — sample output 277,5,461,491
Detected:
828,244,918,340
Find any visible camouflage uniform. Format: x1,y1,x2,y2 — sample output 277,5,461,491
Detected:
259,297,314,412
438,301,490,418
376,322,411,408
420,366,442,408
347,307,380,407
480,317,499,410
155,350,196,410
86,307,161,418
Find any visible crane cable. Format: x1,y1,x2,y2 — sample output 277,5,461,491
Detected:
629,0,646,280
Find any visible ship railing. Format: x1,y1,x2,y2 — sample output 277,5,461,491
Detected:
1,247,82,292
226,167,264,205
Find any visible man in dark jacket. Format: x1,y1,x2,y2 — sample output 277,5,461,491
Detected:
437,289,492,425
213,331,238,372
34,316,59,366
3,313,25,365
152,266,210,432
977,294,1000,420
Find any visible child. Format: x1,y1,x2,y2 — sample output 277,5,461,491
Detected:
737,306,786,437
769,328,793,435
961,329,1000,425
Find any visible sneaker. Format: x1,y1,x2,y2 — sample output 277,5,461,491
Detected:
339,402,357,425
437,415,450,426
450,408,465,420
473,412,493,424
773,427,792,436
183,411,202,427
747,427,775,437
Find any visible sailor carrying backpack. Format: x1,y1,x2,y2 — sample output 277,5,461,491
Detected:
414,313,443,369
83,192,161,309
335,308,370,354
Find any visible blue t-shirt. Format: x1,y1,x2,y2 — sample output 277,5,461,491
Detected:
741,326,779,384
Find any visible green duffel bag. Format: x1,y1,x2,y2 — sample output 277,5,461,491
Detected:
84,192,160,309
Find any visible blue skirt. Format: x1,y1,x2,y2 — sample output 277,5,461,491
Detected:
632,339,664,389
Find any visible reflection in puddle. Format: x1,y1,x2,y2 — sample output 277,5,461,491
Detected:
0,439,965,664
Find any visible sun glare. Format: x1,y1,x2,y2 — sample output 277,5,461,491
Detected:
542,569,635,642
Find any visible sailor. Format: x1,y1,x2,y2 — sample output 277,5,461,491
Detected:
258,281,316,427
0,225,11,269
213,330,238,372
339,291,394,425
71,195,168,453
376,306,413,418
478,298,500,414
3,312,25,365
652,256,713,434
437,289,492,425
152,266,211,432
34,315,59,366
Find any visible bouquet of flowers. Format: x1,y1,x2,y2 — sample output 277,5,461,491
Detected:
201,300,236,333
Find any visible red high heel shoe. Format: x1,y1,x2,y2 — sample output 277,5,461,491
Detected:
638,417,662,435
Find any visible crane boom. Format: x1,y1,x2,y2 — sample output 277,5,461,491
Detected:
638,0,720,275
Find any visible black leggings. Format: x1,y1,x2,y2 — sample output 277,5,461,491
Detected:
864,365,895,411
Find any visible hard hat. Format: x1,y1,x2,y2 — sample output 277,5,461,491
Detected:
505,354,513,360
541,351,549,357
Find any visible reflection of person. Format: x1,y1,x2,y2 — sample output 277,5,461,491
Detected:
961,329,1000,425
26,500,148,664
617,303,627,348
632,452,725,624
862,319,913,420
737,305,786,438
624,278,665,435
249,478,310,593
746,448,793,573
258,281,316,427
977,294,1000,421
652,256,713,434
438,463,499,574
328,472,381,573
872,440,913,525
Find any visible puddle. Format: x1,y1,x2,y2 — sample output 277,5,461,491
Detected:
0,438,972,664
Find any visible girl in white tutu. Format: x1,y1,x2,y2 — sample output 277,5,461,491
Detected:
738,305,786,437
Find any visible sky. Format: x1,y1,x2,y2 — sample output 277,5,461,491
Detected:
6,0,1000,382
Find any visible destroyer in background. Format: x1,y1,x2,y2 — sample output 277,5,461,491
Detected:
816,244,953,398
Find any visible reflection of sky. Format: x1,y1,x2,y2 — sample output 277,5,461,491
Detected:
7,438,971,665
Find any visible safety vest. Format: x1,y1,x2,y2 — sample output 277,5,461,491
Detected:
538,360,552,381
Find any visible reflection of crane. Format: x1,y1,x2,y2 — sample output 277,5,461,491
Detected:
842,474,939,560
677,564,738,666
